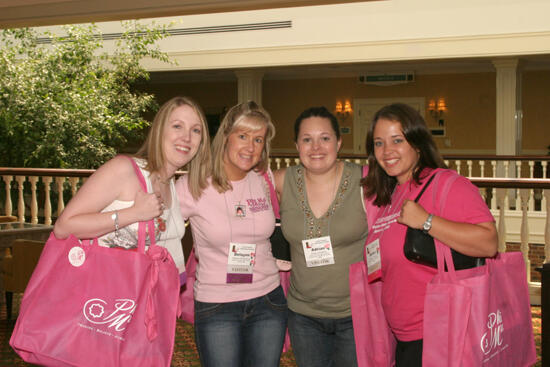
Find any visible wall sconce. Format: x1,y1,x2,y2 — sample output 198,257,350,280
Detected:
428,98,447,126
335,100,352,121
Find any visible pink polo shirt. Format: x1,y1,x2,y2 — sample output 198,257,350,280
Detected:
366,168,494,341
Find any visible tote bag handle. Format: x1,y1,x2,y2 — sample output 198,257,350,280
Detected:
125,156,157,253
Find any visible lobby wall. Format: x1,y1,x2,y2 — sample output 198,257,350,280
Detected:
137,69,550,155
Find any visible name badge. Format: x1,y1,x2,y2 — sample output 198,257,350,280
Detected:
365,239,382,282
302,236,335,267
227,242,256,283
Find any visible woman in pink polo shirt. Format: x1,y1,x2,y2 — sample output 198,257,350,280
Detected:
176,101,285,367
361,103,498,366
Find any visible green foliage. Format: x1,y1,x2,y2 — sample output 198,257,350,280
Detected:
0,21,172,168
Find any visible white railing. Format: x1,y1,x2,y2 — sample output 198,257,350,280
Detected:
271,154,549,212
1,168,94,225
470,177,550,305
270,154,550,304
1,155,550,304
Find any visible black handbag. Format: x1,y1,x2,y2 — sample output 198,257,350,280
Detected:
270,220,291,261
263,173,291,261
403,173,485,270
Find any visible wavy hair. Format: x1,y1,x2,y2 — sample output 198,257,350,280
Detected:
361,103,446,206
210,101,275,193
135,96,211,200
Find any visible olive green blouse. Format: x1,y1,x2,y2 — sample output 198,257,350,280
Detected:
280,161,368,318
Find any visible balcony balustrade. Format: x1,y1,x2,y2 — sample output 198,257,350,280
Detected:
1,154,550,304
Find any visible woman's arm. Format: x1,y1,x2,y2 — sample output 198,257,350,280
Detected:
53,156,163,239
398,199,497,257
272,168,286,201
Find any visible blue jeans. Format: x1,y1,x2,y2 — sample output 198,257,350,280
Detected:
194,286,287,367
288,309,358,367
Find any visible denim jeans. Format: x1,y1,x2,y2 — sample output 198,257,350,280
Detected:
288,309,358,367
194,285,287,367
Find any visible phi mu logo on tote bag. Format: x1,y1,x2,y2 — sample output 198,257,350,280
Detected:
81,298,137,339
480,309,508,360
10,157,181,367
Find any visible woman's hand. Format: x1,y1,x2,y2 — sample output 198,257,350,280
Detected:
398,199,497,257
397,199,429,229
133,190,164,221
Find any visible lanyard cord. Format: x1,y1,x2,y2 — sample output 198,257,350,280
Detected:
223,174,255,243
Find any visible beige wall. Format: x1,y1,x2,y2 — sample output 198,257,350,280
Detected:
136,80,237,121
137,69,550,155
263,73,498,153
125,1,550,72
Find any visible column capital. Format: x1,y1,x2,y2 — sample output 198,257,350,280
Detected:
234,69,264,79
235,69,264,104
492,58,522,70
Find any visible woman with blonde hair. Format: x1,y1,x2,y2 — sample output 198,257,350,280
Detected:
54,96,211,280
176,100,286,367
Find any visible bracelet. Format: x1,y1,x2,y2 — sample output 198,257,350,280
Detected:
111,211,119,238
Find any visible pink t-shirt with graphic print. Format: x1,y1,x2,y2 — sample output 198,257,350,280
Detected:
365,168,494,341
176,170,279,303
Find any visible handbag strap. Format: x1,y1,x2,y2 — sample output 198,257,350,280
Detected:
263,171,281,219
432,171,463,276
413,172,437,203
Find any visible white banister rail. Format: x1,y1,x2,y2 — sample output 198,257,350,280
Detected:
1,155,549,304
471,177,550,304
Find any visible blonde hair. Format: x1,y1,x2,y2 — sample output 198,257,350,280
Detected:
210,101,275,192
136,96,211,200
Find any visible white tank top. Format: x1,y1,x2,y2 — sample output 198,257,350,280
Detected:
98,158,186,273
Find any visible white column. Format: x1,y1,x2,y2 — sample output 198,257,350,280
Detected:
493,58,523,156
493,58,522,202
235,70,264,104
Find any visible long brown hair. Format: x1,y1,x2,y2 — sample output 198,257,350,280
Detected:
361,103,446,206
135,96,211,200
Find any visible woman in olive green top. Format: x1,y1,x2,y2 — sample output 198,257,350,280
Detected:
273,106,368,367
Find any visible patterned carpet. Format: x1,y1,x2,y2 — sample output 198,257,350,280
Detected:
2,297,541,366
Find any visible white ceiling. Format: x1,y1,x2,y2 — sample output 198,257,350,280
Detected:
0,0,375,29
2,0,548,81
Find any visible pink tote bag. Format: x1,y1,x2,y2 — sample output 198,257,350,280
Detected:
350,261,396,367
422,242,537,367
179,247,197,324
10,157,180,367
350,165,396,367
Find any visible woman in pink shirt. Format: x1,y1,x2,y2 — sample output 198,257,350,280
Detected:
361,103,497,366
176,101,286,367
